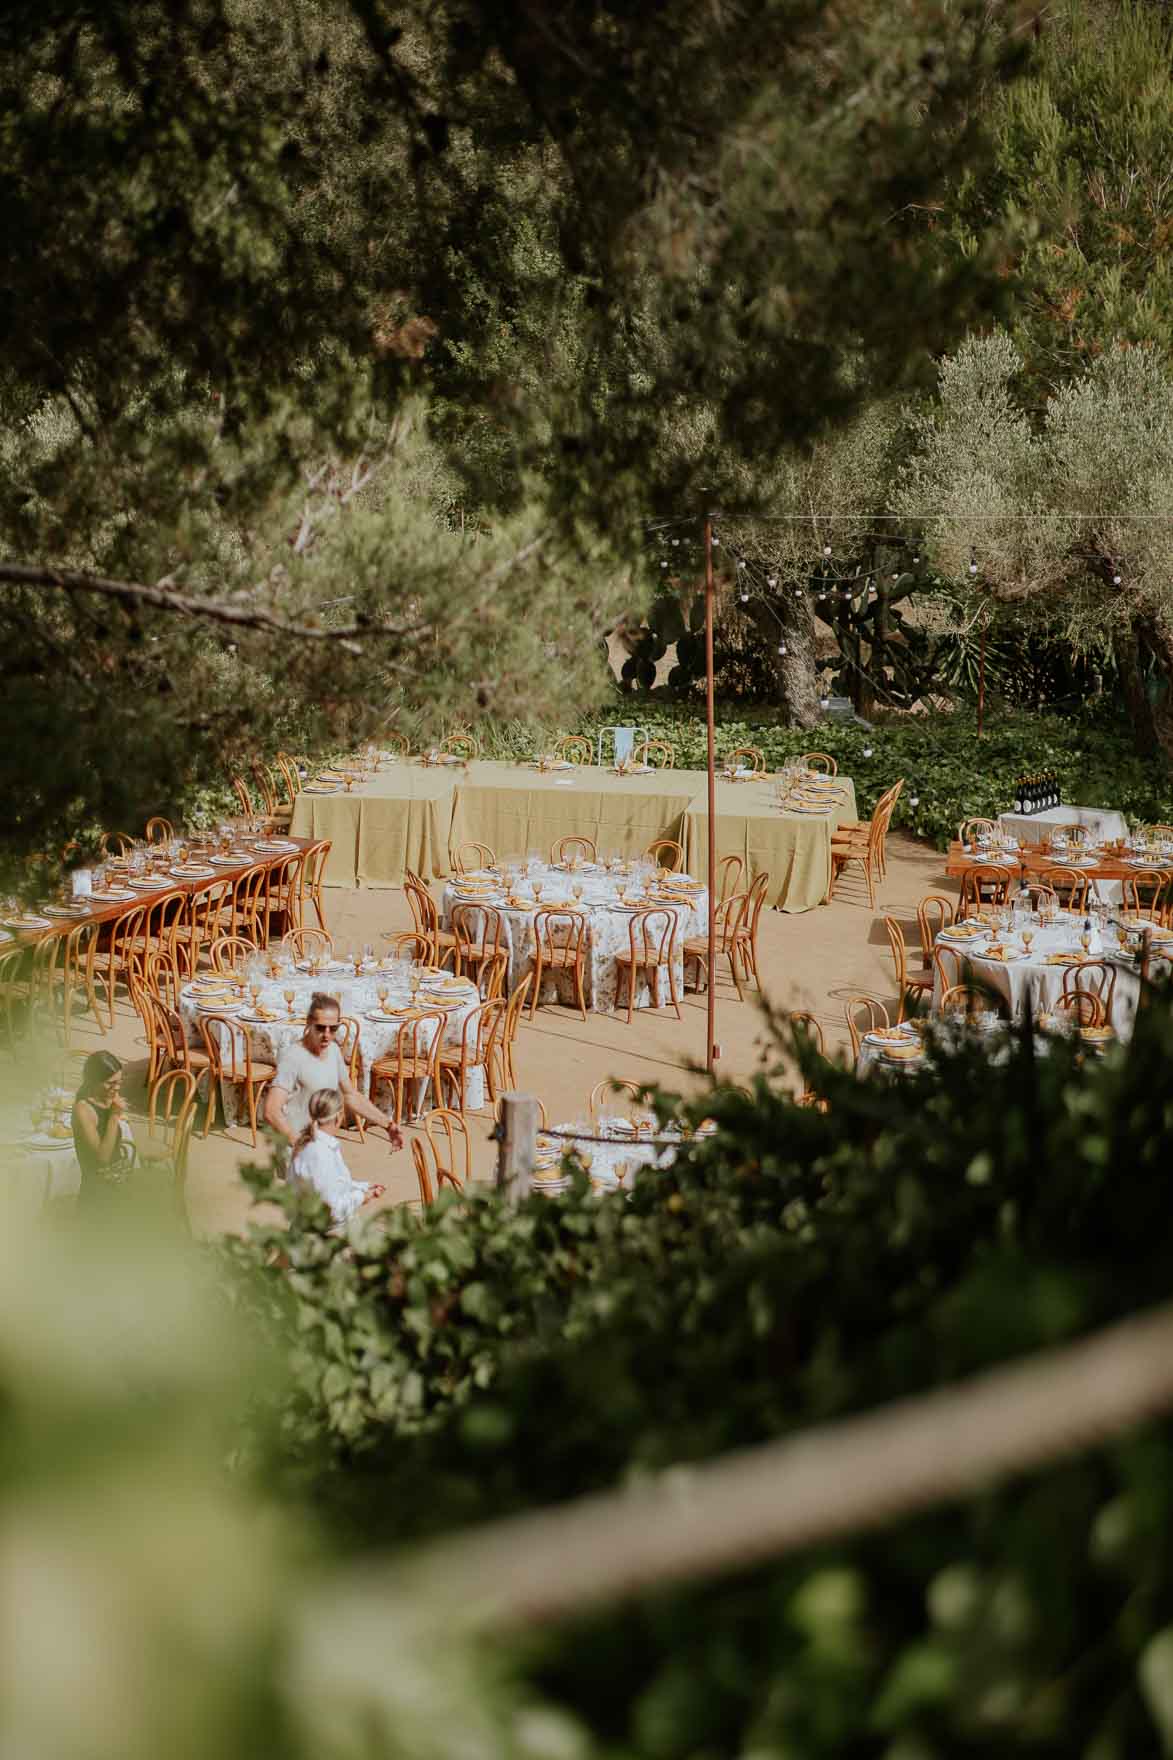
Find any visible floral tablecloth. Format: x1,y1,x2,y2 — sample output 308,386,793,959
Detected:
532,1116,715,1194
178,965,484,1120
441,864,708,1015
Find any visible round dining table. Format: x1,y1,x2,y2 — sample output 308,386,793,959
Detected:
441,863,709,1015
178,965,484,1120
931,918,1156,1035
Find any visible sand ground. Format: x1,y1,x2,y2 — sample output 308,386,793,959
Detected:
66,833,957,1235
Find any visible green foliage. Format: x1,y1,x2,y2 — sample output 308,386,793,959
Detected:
478,701,1173,850
224,992,1173,1756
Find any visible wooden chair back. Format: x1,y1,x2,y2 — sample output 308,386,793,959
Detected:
801,752,837,775
534,906,589,964
148,1067,198,1134
716,853,744,906
788,1011,825,1055
551,834,597,865
1053,990,1105,1028
210,934,258,974
453,842,496,874
958,864,1016,912
231,777,254,816
1061,959,1117,1017
916,894,955,966
441,731,479,759
451,903,505,968
1121,869,1170,921
626,907,678,972
723,746,766,776
424,1109,472,1189
281,927,334,963
636,739,674,769
645,838,685,871
844,994,889,1059
958,818,996,844
299,839,331,932
554,735,593,765
589,1078,643,1122
388,930,432,964
1042,866,1090,912
145,816,173,843
380,731,411,758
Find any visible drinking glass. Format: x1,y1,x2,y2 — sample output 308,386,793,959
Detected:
572,882,584,903
533,881,543,902
377,985,389,1012
283,987,296,1019
249,983,261,1012
1022,928,1034,955
1080,930,1091,954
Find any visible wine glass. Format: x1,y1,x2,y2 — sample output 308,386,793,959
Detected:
376,984,389,1013
572,881,584,904
1080,928,1091,954
532,880,543,902
1022,927,1035,956
283,987,296,1019
248,982,261,1013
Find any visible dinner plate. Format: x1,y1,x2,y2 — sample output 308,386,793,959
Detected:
209,855,244,866
88,889,135,902
4,914,51,929
43,903,90,918
22,1131,72,1151
303,786,341,795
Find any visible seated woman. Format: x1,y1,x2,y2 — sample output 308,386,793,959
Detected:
71,1051,133,1203
289,1088,385,1228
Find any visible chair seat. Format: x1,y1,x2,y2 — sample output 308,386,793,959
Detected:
682,937,715,956
905,973,933,994
541,946,583,967
370,1055,432,1078
223,1061,276,1083
176,1049,214,1073
613,949,669,966
136,1134,173,1164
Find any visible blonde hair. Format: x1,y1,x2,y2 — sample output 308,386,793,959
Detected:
292,1087,343,1158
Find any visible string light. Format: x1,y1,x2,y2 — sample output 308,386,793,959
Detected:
863,743,873,758
909,793,920,807
968,551,978,576
819,694,830,710
823,544,832,557
777,642,787,655
740,585,749,602
1113,572,1122,585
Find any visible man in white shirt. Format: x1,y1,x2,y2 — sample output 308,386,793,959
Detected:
265,993,404,1152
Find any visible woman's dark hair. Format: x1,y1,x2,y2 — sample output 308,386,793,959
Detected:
77,1050,123,1100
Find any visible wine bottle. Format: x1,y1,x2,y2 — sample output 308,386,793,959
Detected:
1015,777,1025,814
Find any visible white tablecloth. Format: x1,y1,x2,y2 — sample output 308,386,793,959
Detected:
178,966,485,1120
534,1116,712,1194
441,865,708,1015
998,805,1128,847
932,922,1143,1034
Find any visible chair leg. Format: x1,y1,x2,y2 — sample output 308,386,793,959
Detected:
528,956,543,1019
575,958,588,1021
728,948,745,1002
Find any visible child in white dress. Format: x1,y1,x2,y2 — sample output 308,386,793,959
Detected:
288,1089,385,1227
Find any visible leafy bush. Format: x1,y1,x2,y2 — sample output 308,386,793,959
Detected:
226,994,1173,1756
481,702,1173,850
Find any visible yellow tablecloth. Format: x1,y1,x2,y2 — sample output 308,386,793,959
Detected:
289,764,456,888
448,760,695,867
682,776,858,912
289,759,857,908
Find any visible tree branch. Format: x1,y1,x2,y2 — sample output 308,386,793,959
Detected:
0,562,399,654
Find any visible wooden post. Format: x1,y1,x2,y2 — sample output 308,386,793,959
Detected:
977,623,987,737
704,515,718,1074
495,1092,540,1199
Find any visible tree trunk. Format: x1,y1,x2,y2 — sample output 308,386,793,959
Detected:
750,595,820,727
1114,622,1157,757
1133,612,1173,768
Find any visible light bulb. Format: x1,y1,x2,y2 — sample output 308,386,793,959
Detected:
909,794,920,807
912,554,920,564
1113,573,1122,585
777,642,787,655
817,590,827,600
891,571,899,580
672,538,680,547
660,560,668,568
863,744,873,758
819,695,829,709
712,537,721,547
740,588,749,602
767,575,777,587
969,560,978,575
823,544,832,557
737,558,746,570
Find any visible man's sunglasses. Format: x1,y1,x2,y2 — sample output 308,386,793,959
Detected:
309,1020,341,1033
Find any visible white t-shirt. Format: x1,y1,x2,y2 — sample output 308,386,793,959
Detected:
289,1131,369,1226
273,1039,348,1135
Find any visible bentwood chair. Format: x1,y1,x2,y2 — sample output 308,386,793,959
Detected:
529,908,589,1020
197,1013,276,1145
723,746,766,776
1121,869,1171,923
635,739,675,770
142,946,183,1010
1041,866,1090,913
884,917,933,1023
404,870,458,968
916,895,955,969
145,817,173,843
281,927,333,964
171,878,232,978
368,1010,446,1123
716,853,744,907
136,1067,199,1177
958,818,997,845
334,1016,366,1139
933,944,966,995
644,838,685,872
613,908,682,1022
0,944,32,1048
298,840,331,934
440,731,479,760
1053,990,1106,1029
225,866,271,947
139,988,214,1096
438,999,505,1111
479,949,509,1003
252,763,293,833
732,870,770,984
829,790,894,909
452,842,496,875
801,752,838,776
958,864,1016,914
231,776,256,817
415,1110,473,1203
683,890,750,1001
209,934,259,974
589,1078,644,1123
386,930,433,965
844,995,889,1060
492,974,533,1091
554,735,593,766
788,1011,827,1108
1061,960,1117,1022
89,903,148,1028
379,731,411,758
101,833,136,857
450,904,506,994
550,835,597,866
940,981,1008,1020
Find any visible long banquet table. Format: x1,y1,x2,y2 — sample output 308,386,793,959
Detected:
290,760,857,913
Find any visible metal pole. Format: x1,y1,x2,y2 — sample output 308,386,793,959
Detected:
977,624,987,738
704,515,718,1074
